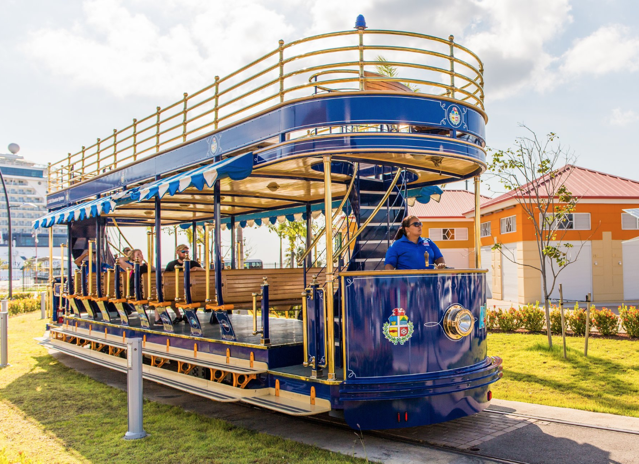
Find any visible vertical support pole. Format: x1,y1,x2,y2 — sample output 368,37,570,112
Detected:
230,217,236,270
96,138,101,173
67,153,71,186
48,227,53,319
184,260,192,305
182,92,189,142
155,195,163,303
323,155,336,380
60,244,66,315
306,203,313,269
191,221,197,262
213,76,220,130
237,224,244,269
204,223,212,303
114,258,122,300
88,240,94,296
67,223,73,295
358,29,365,91
261,278,270,344
81,146,86,178
214,181,224,305
474,176,481,269
95,218,103,298
279,40,285,102
449,35,455,99
0,302,7,368
559,284,567,360
585,293,592,357
155,107,161,153
134,259,141,302
132,119,138,161
146,230,153,301
124,337,146,440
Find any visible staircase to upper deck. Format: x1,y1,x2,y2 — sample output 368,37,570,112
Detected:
346,167,408,272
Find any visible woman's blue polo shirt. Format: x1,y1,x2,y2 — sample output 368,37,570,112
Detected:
384,236,443,270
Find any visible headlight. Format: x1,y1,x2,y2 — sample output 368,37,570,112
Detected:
443,304,474,340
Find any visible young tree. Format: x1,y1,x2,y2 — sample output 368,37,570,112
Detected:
268,220,308,268
488,126,591,348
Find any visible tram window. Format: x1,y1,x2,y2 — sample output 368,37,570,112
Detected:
244,259,263,269
411,126,451,136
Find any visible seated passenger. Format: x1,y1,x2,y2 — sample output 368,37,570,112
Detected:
115,247,132,271
165,244,203,272
74,248,113,273
384,215,446,270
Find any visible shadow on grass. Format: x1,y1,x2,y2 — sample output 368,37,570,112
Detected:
0,354,361,464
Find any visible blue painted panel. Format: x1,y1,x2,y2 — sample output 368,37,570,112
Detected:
50,94,486,206
342,272,486,379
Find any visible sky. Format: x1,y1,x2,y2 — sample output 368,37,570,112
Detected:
1,0,638,262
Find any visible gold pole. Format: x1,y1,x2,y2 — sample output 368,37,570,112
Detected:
213,76,220,129
182,92,189,142
323,155,336,380
48,228,53,286
147,230,154,301
358,30,365,90
132,118,138,161
279,39,285,102
74,270,81,296
125,266,131,299
60,244,66,314
106,269,112,298
155,106,161,153
474,176,481,269
88,240,95,296
449,35,455,99
204,223,211,302
174,268,181,301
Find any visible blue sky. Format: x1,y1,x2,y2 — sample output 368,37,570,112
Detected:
1,0,638,261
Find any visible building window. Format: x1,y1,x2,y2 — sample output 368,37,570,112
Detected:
480,221,491,238
500,216,516,234
622,213,639,230
541,213,591,230
429,228,468,241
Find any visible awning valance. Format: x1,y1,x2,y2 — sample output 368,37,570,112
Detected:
34,153,254,230
113,152,253,203
33,196,116,230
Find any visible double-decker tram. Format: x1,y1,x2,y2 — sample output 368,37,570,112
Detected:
37,16,502,430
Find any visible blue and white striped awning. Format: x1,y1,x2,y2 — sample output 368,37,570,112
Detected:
113,152,253,203
33,153,254,230
33,196,116,230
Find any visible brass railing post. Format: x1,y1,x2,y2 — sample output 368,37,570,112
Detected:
81,146,86,179
132,118,138,161
88,239,95,296
358,29,365,90
474,176,481,269
66,153,71,186
214,76,220,129
60,244,66,316
204,223,212,303
96,138,101,173
279,39,285,102
182,92,189,142
155,107,161,152
146,230,154,301
113,129,118,169
449,35,455,99
323,155,336,380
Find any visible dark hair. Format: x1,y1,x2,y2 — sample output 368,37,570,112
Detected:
394,215,420,241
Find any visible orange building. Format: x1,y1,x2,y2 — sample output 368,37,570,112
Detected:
462,165,639,303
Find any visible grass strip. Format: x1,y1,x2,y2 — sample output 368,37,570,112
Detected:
0,313,364,464
488,332,639,417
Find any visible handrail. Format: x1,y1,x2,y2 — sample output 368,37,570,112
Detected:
299,164,358,263
333,169,402,259
48,29,483,193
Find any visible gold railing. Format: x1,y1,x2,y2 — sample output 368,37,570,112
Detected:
48,29,484,193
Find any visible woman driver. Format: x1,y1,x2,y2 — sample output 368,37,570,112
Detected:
384,215,446,270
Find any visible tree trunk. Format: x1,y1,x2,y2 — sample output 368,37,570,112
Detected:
542,277,553,348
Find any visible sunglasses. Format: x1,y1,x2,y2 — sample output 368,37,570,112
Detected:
408,222,422,228
179,250,189,254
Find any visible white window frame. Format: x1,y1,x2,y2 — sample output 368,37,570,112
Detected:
540,212,591,231
622,213,639,230
429,228,468,241
500,215,516,234
480,221,491,238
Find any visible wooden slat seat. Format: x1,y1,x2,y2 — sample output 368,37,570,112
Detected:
141,272,158,301
221,268,326,307
189,272,216,303
163,272,185,302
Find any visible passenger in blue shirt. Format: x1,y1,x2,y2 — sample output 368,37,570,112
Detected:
74,248,113,273
384,215,446,270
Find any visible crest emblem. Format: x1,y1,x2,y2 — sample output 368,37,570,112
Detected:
448,105,462,127
210,135,219,155
383,308,414,345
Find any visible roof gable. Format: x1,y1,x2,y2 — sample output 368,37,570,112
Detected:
410,190,489,218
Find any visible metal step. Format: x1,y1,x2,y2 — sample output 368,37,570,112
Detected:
242,392,331,416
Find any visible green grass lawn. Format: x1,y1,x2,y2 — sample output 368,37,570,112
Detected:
0,313,364,464
488,332,639,417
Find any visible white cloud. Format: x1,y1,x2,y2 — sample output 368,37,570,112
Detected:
608,108,639,127
560,24,639,77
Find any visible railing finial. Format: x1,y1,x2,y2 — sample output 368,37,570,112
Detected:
355,15,367,30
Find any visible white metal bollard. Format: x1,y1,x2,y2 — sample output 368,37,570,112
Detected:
1,300,8,368
124,337,146,439
40,292,46,319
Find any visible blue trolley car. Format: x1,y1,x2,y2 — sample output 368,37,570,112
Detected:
37,16,502,430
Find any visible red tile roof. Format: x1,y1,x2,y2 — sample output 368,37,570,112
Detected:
477,165,639,211
410,190,490,218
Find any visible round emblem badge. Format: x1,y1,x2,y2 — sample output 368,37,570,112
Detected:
383,308,414,345
448,105,462,127
210,136,219,155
